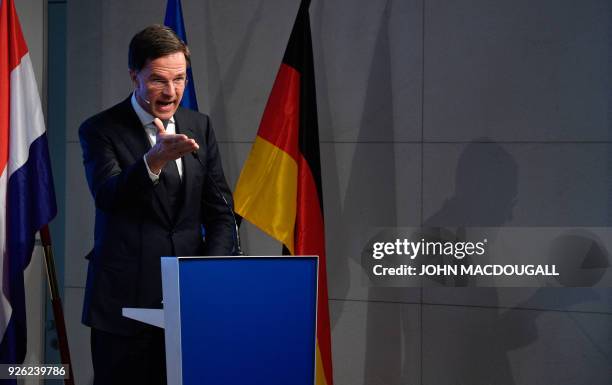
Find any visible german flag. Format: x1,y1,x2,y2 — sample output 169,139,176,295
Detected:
233,1,333,384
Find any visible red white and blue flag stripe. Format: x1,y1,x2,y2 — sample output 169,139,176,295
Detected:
0,0,57,365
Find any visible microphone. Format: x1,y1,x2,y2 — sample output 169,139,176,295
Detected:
192,151,244,256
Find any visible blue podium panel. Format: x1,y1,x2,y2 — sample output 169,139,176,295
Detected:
167,256,317,385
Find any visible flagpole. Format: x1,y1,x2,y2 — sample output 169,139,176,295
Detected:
39,225,75,385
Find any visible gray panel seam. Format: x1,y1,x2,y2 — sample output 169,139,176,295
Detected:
329,297,612,316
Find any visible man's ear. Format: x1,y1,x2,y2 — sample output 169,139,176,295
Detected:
129,69,138,86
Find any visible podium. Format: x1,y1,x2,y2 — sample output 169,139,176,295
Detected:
123,256,318,385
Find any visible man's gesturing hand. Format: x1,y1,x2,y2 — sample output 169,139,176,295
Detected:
145,117,200,175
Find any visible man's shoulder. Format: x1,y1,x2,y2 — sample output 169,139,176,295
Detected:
175,106,210,127
79,97,134,135
174,107,215,143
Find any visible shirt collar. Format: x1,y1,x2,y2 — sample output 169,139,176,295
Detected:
130,93,175,127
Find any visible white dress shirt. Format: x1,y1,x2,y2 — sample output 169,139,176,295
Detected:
130,93,183,182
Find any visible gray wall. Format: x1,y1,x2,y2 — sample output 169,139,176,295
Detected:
60,0,612,384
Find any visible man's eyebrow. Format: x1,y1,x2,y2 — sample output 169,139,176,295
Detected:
149,71,186,77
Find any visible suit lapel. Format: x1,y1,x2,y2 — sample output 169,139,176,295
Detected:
174,110,200,225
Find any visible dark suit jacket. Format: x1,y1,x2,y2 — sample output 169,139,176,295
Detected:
79,96,235,335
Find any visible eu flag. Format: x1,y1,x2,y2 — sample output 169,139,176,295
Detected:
164,0,199,111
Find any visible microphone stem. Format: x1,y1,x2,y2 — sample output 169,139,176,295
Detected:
193,152,243,256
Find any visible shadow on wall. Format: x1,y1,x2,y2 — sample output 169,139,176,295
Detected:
417,141,606,385
419,140,518,385
335,0,406,382
351,139,523,384
311,0,349,330
309,0,611,382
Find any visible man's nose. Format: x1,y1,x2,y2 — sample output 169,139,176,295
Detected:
162,81,176,96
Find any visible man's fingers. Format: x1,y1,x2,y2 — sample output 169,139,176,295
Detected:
158,133,189,143
173,140,199,154
153,127,200,161
155,139,199,161
153,118,166,135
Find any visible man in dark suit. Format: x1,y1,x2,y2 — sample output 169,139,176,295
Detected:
79,25,235,385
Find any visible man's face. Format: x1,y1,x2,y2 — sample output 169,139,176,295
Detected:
130,52,187,120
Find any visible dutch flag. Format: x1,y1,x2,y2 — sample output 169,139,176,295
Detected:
0,0,57,366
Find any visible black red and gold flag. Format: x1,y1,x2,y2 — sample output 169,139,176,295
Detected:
234,1,334,384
